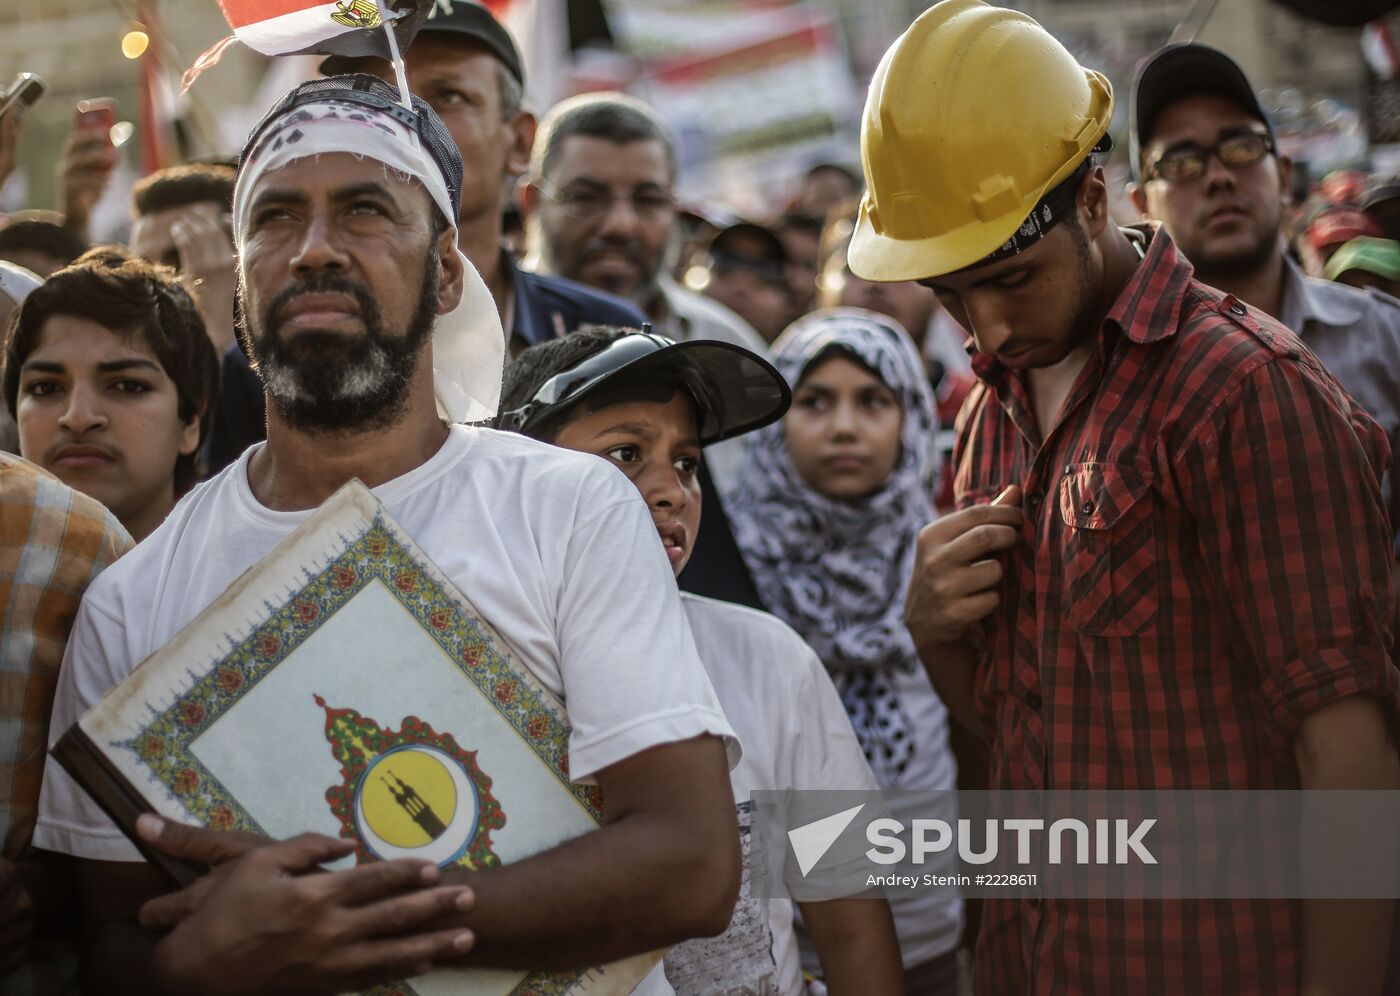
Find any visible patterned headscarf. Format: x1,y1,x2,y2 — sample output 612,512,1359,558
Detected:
728,308,939,773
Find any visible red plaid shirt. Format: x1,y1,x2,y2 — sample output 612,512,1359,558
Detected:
952,226,1399,995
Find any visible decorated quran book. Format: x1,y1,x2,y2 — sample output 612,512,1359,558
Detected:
52,480,661,996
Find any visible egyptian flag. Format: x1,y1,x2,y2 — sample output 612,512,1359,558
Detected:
185,0,433,88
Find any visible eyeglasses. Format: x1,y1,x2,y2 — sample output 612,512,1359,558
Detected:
1145,131,1275,184
533,177,676,222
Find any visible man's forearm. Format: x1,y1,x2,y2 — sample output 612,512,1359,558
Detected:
799,896,903,996
1300,899,1394,996
914,637,984,740
1295,696,1400,995
441,805,739,970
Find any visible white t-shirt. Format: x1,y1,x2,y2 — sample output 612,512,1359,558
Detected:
35,426,739,995
663,593,879,996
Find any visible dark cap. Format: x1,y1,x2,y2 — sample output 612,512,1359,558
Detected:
1130,43,1273,181
499,332,790,446
321,1,524,85
1363,177,1400,212
238,74,465,222
709,222,789,284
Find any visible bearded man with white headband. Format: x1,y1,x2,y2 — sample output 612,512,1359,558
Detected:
32,76,741,995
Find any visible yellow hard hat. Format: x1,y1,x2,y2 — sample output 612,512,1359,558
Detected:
849,0,1114,282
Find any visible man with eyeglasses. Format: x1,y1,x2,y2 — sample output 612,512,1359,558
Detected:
520,91,769,357
1128,43,1400,585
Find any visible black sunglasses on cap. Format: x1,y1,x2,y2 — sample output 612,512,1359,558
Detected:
497,330,791,445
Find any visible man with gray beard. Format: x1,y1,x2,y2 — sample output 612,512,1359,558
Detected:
32,75,741,995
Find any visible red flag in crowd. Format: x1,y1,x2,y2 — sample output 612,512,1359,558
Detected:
212,0,433,59
136,0,174,174
184,0,435,90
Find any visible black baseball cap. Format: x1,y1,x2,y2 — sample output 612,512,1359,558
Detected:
709,222,789,285
1130,43,1274,181
321,1,524,85
498,332,791,446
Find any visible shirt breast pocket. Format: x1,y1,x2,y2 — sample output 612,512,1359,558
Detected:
1058,463,1159,637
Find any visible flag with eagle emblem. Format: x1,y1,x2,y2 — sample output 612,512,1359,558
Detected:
214,0,435,58
183,0,436,93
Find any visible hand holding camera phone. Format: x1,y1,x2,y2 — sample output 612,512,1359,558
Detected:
0,73,43,122
0,73,43,189
73,98,118,166
59,96,119,237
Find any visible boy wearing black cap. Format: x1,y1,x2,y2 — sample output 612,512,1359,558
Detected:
501,328,905,996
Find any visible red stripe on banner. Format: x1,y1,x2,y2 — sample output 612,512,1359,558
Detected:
217,0,328,29
649,21,831,87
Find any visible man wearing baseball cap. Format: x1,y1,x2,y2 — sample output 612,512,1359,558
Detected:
702,222,795,344
855,2,1400,992
1128,41,1400,619
1303,203,1382,275
208,2,646,473
321,1,644,354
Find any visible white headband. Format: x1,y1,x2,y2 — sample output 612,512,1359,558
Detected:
232,103,503,423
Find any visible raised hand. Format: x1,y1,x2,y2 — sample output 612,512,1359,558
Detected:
904,484,1023,650
170,203,238,353
55,126,115,241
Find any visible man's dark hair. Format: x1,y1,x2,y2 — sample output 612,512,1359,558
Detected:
532,93,675,182
132,163,236,217
499,325,632,439
0,211,87,269
2,246,220,492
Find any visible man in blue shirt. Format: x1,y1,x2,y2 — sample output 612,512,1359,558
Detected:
206,1,643,473
1128,43,1400,586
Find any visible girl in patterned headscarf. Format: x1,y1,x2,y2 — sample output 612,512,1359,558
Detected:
727,306,962,987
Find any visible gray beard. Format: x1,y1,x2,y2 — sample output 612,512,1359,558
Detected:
258,338,398,406
238,250,439,434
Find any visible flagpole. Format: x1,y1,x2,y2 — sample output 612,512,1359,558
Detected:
374,0,414,110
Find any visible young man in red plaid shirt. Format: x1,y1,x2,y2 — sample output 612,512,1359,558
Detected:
850,2,1400,993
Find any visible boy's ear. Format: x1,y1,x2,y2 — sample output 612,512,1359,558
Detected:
179,405,204,457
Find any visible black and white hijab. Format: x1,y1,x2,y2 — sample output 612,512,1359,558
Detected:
728,308,940,778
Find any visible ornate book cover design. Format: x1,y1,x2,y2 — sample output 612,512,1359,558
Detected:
54,480,661,996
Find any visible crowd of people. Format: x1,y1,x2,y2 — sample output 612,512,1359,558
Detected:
1,0,1398,993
